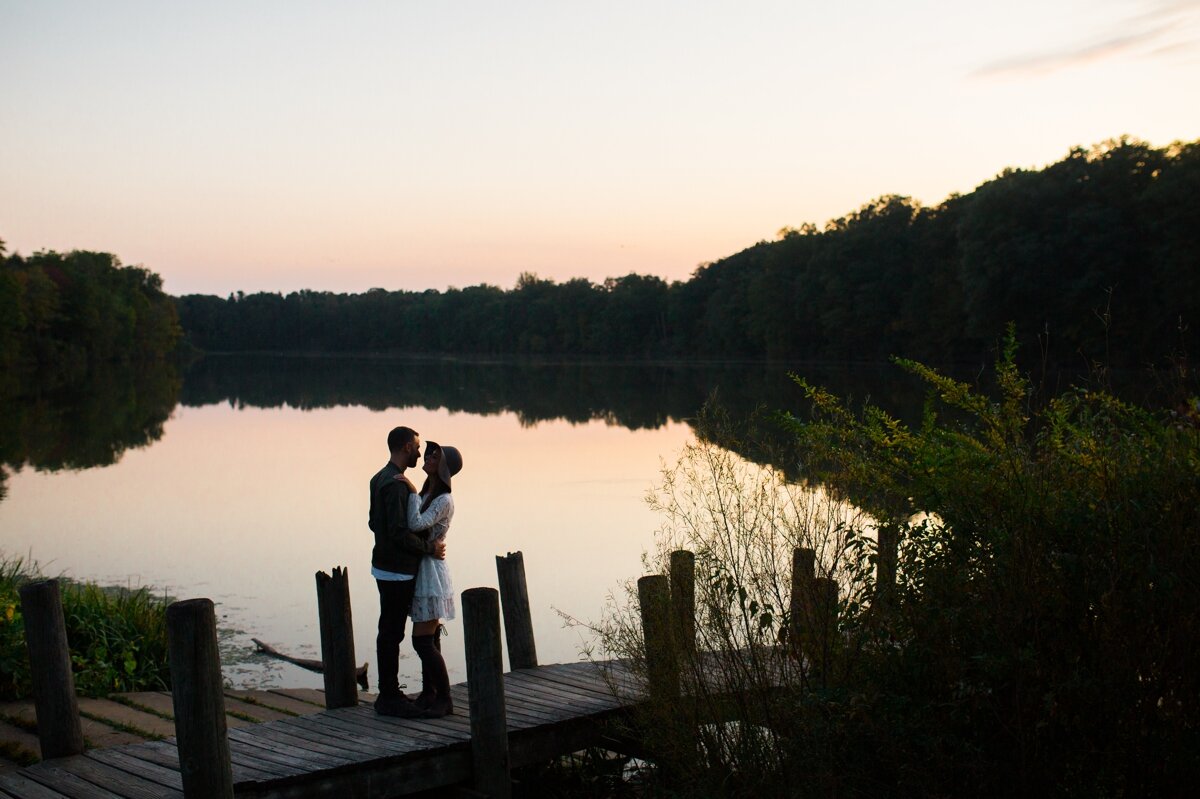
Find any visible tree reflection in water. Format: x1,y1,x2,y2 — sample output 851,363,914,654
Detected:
177,355,939,475
0,362,182,499
0,353,981,503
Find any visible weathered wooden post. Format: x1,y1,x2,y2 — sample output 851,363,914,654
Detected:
876,523,898,609
495,551,538,670
18,579,84,759
788,547,816,652
637,575,678,700
669,550,695,656
811,577,839,677
315,566,358,708
167,598,233,799
463,587,511,799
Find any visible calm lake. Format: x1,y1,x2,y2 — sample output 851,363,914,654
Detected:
0,356,931,690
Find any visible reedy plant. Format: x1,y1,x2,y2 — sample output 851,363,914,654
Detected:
0,555,171,700
589,405,875,796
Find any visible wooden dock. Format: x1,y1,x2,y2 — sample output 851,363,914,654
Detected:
0,660,643,797
2,547,822,797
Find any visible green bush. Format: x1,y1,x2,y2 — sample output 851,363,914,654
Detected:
598,334,1200,796
0,556,170,700
785,333,1200,794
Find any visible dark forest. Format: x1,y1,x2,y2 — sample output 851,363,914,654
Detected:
174,137,1199,367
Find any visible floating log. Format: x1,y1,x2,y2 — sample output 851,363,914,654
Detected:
252,637,370,691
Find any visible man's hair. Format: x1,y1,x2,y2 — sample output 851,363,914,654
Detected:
387,426,418,453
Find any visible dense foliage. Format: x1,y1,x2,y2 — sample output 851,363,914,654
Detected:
0,244,182,387
177,137,1199,366
0,557,171,701
598,340,1199,796
784,336,1199,794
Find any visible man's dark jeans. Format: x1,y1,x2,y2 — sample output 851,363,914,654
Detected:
376,578,416,697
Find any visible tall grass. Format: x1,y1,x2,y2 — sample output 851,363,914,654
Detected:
0,555,170,700
588,404,874,796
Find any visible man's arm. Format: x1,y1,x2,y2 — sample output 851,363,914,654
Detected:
399,529,446,558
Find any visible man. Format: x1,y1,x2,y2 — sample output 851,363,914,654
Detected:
368,425,445,716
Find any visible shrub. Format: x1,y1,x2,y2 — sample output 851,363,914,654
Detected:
596,335,1200,796
0,556,170,700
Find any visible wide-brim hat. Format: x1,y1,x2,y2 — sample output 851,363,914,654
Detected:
427,439,463,489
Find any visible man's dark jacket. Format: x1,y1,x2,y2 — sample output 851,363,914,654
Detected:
368,461,435,574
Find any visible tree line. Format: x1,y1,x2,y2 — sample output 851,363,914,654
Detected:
176,137,1199,367
0,245,182,387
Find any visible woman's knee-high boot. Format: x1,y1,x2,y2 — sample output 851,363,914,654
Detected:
423,651,452,718
412,634,438,710
412,634,453,718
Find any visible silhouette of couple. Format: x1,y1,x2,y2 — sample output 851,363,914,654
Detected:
367,426,463,718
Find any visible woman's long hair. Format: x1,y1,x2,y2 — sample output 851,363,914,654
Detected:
420,443,451,512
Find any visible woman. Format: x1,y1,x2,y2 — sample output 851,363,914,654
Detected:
401,441,463,718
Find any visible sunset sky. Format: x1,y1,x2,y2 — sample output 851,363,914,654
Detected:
2,0,1198,297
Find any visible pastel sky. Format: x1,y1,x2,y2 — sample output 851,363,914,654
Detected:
2,0,1198,296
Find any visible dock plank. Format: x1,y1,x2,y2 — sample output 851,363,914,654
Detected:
271,717,401,759
127,740,287,783
0,774,68,799
83,750,181,792
19,763,122,799
508,671,616,706
267,689,326,707
0,703,143,751
224,744,302,781
499,681,594,720
107,694,172,721
228,733,344,774
38,758,179,799
224,691,312,717
221,696,297,724
340,706,470,745
326,710,467,754
229,724,365,766
538,663,632,697
504,673,619,713
73,700,173,740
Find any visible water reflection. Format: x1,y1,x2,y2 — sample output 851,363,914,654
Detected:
0,355,944,507
178,354,937,453
0,362,181,498
2,356,1164,494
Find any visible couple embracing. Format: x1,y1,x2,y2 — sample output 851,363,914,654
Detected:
367,425,464,718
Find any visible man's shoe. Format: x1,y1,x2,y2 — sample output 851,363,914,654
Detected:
374,692,417,717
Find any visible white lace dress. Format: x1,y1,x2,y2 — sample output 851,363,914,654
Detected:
406,492,456,622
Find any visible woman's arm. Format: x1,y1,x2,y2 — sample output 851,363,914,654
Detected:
407,493,453,532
